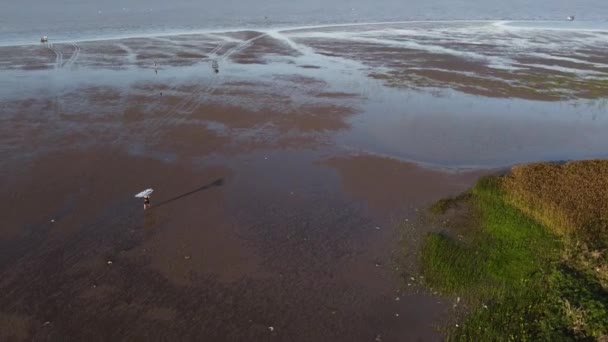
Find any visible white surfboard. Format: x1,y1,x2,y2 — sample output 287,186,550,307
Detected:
134,188,154,198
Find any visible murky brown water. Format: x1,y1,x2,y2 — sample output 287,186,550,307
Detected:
1,22,607,341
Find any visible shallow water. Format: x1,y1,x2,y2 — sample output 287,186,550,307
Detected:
2,0,608,46
2,22,607,168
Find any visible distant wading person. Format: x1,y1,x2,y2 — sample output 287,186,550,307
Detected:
144,195,151,210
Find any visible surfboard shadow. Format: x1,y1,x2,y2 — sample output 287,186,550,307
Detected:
152,178,224,209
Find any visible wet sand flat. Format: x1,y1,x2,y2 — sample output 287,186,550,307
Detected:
1,149,472,341
1,21,607,341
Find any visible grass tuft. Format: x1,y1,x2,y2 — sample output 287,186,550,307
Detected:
429,192,471,215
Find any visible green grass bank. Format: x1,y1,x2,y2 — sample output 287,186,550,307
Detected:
417,160,608,341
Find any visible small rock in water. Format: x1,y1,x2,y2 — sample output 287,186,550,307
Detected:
395,297,400,301
268,326,274,332
375,226,381,230
50,219,55,223
184,255,191,260
43,321,51,326
375,334,382,342
395,313,400,317
107,260,113,265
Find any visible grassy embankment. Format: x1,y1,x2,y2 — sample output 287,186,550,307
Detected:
418,160,608,340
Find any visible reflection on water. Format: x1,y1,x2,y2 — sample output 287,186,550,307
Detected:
1,21,607,169
342,88,608,168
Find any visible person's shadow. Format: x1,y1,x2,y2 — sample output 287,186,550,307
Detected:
152,178,224,209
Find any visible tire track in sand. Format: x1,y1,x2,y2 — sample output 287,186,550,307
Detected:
47,43,64,69
148,32,268,134
63,43,81,69
138,39,226,134
181,33,268,115
145,34,257,134
162,39,226,116
142,39,227,133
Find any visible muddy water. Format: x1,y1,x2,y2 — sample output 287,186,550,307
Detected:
1,22,607,341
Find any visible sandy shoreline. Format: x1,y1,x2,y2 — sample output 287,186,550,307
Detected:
1,21,607,341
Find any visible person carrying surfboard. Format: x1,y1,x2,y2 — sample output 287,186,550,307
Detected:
135,188,154,210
